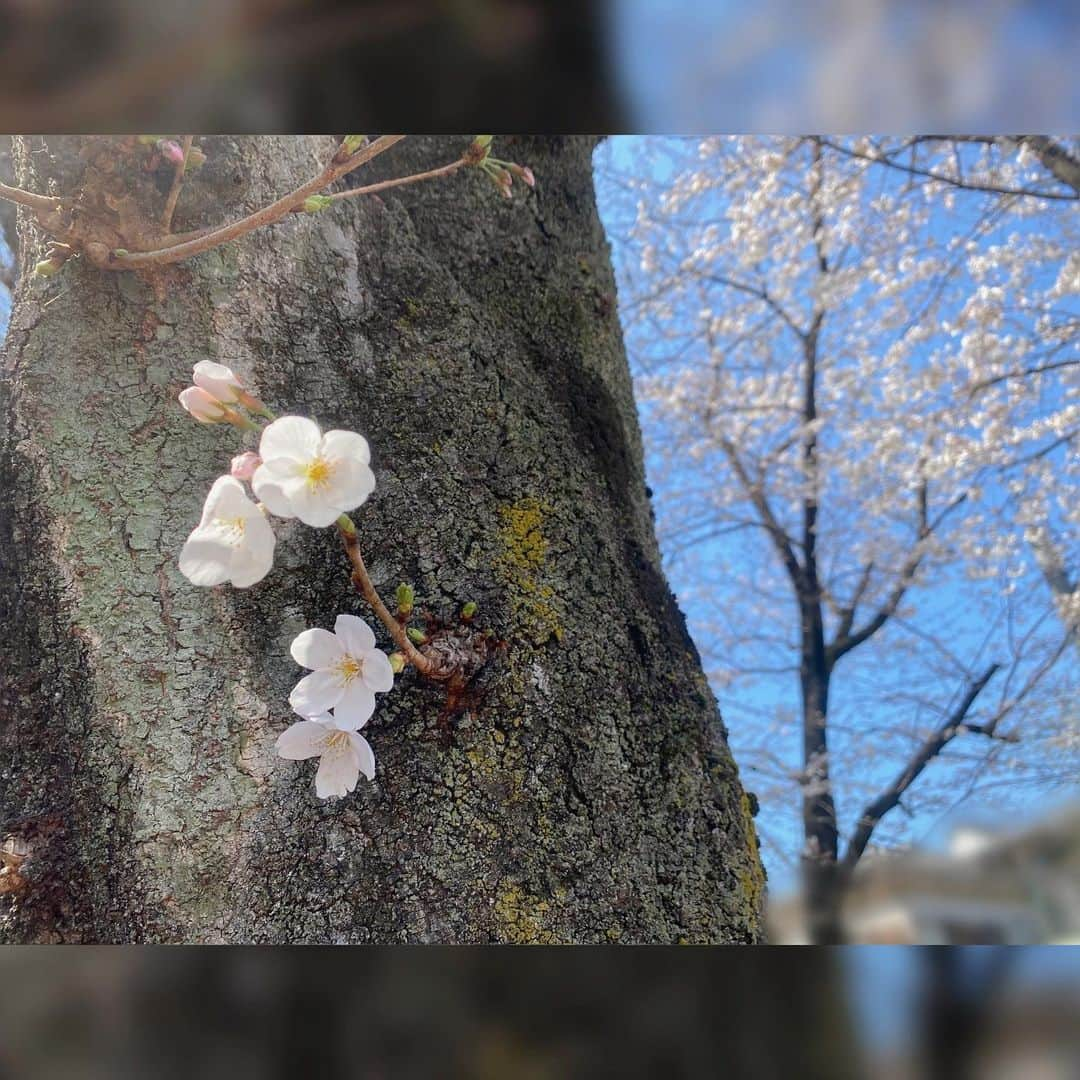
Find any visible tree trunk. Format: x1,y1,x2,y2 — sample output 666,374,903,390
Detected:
800,610,842,945
0,136,763,943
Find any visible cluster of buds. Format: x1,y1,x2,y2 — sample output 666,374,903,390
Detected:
465,136,535,199
178,361,274,429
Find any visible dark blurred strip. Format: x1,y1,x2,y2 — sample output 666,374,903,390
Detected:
0,1,626,132
0,947,860,1080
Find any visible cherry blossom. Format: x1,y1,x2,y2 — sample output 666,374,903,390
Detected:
252,416,375,528
276,712,376,799
178,476,276,588
288,614,394,728
192,360,244,404
178,386,227,423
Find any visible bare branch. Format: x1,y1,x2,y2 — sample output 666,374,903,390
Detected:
818,137,1079,201
719,436,804,591
111,135,407,269
161,135,195,232
0,179,63,215
841,662,1001,875
828,489,968,665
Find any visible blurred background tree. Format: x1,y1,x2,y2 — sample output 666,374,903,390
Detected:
597,135,1079,942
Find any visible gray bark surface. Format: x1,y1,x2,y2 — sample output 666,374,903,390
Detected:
0,136,763,943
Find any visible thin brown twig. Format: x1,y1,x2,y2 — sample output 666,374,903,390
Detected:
161,135,194,232
111,135,407,270
324,158,467,204
139,226,216,253
336,518,437,677
0,180,62,214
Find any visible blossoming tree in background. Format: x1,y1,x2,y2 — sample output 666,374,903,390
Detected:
598,135,1079,941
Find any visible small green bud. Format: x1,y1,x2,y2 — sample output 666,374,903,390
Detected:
388,652,406,675
465,136,494,167
186,146,207,169
407,627,428,646
395,583,415,616
336,513,357,537
33,257,63,277
301,194,334,213
341,135,367,155
112,248,129,257
461,601,478,621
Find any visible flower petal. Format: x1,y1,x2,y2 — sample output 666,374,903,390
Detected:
290,627,345,670
285,481,345,528
322,457,376,515
275,720,329,760
333,681,376,729
192,360,242,403
178,533,232,586
334,613,376,653
228,512,276,588
321,429,371,467
198,475,248,528
289,669,345,716
251,468,296,518
315,744,361,798
361,648,395,693
259,416,322,463
347,731,376,781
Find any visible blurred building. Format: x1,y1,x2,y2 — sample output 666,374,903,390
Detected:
769,806,1080,944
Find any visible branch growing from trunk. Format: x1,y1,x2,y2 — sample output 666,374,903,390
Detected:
109,135,407,269
828,489,968,666
335,515,440,679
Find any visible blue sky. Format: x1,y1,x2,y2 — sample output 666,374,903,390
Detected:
608,0,1080,131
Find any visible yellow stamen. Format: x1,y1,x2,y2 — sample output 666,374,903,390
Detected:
337,655,363,684
214,516,247,543
325,730,350,751
305,458,333,490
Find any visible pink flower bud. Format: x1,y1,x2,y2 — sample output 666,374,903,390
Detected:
230,451,262,482
509,163,535,188
157,139,185,166
192,360,243,404
179,386,227,423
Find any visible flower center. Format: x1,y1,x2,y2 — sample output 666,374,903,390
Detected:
214,516,247,544
304,457,334,490
336,655,363,685
325,730,351,752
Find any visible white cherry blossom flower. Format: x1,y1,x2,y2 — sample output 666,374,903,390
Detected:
288,614,394,727
252,416,375,528
192,360,244,404
179,476,276,588
276,712,376,799
179,386,228,423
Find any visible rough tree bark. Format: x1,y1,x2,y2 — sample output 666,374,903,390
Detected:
0,136,763,943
